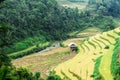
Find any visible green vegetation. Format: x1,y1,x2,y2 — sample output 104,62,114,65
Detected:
88,0,120,17
111,38,120,80
92,56,102,80
46,71,62,80
1,0,120,80
92,37,120,80
56,0,87,10
9,42,51,59
5,36,49,54
0,0,117,58
0,17,42,80
0,66,42,80
104,45,109,49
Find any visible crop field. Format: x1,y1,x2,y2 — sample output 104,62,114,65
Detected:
12,47,76,78
12,27,100,78
65,27,102,46
54,28,120,80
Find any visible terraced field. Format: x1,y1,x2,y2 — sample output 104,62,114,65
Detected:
12,47,75,78
54,28,120,80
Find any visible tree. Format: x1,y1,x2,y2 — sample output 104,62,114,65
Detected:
0,0,5,3
0,23,12,67
35,72,41,80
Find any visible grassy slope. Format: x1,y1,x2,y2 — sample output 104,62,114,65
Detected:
8,42,51,58
54,28,120,80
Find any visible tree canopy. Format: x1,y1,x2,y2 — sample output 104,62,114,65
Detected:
88,0,120,17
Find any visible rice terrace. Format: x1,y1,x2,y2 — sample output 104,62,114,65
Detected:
1,0,120,80
54,28,120,80
12,27,120,80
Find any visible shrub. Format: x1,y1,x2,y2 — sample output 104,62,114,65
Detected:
104,45,109,49
35,72,41,80
46,75,61,80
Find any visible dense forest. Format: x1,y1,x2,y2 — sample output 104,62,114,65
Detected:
0,0,81,41
0,0,81,55
67,0,88,2
88,0,120,17
0,0,116,56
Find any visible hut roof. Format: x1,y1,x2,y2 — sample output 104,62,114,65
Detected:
68,42,77,47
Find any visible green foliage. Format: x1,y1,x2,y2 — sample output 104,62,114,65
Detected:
92,56,103,80
46,75,61,80
104,45,109,49
0,66,43,80
88,0,120,17
0,23,12,48
0,0,83,41
111,38,120,79
9,42,52,59
35,72,41,79
0,54,11,67
0,0,5,3
46,71,61,80
0,23,11,71
0,0,116,57
5,36,48,54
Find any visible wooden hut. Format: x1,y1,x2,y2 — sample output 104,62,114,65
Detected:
68,42,77,52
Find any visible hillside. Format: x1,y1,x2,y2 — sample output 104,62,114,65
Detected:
12,27,101,78
0,0,117,58
54,27,120,80
12,27,120,79
0,0,83,56
1,0,120,80
88,0,120,17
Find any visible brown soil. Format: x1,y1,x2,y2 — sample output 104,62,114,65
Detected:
12,47,76,78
